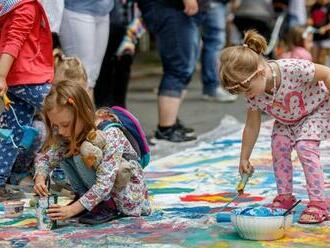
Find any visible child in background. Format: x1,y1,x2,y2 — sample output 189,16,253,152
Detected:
53,49,88,88
280,26,314,61
219,30,330,224
33,81,151,224
0,0,53,199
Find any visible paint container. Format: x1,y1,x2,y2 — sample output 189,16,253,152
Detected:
231,208,293,241
35,195,58,230
3,200,25,218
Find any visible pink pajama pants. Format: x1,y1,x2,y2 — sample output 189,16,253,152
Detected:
271,134,325,202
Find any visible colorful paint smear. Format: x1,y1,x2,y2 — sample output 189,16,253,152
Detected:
0,120,329,247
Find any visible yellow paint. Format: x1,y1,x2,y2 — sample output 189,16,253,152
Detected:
190,195,233,203
201,241,229,248
150,174,195,188
260,226,330,247
11,218,37,227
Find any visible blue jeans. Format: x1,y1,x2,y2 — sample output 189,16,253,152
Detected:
194,2,227,95
140,0,198,98
0,84,51,187
60,156,96,196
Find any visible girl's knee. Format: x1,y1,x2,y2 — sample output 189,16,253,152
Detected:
295,140,320,157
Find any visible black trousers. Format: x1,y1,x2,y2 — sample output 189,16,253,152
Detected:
94,25,134,108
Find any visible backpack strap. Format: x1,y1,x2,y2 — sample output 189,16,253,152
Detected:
97,120,142,158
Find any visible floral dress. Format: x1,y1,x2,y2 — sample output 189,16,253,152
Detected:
34,127,151,216
247,59,330,142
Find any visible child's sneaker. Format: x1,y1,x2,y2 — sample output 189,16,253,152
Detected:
78,200,121,225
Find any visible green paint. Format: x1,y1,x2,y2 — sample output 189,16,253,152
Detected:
149,187,194,195
0,214,36,227
182,229,213,246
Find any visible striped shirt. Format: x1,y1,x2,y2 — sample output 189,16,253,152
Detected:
0,0,21,16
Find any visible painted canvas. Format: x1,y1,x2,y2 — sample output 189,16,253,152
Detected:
1,120,330,247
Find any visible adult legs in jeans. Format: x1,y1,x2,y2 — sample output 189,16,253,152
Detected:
0,84,51,192
60,9,110,91
152,3,198,142
94,24,133,108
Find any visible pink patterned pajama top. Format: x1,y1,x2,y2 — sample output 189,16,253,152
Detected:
247,59,330,142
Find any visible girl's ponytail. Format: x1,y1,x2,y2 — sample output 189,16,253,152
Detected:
243,30,268,55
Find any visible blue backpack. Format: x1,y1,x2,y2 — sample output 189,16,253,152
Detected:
96,106,150,168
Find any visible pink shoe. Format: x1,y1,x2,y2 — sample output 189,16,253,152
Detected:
266,194,297,210
298,201,329,224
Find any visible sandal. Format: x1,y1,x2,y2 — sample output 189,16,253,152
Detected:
265,194,297,210
298,201,329,224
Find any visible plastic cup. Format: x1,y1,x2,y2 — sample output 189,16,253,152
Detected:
3,200,25,218
35,195,58,230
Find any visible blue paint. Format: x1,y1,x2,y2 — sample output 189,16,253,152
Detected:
212,139,241,145
175,155,237,169
216,213,231,222
164,206,213,219
164,206,212,214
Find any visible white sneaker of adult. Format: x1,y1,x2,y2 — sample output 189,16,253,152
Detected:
202,87,238,102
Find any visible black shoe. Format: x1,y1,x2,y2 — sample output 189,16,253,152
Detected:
78,201,124,225
154,126,196,143
78,204,121,225
175,119,195,135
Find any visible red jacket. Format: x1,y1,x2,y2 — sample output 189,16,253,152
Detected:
0,0,54,86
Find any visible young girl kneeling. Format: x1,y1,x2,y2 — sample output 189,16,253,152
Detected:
33,80,151,224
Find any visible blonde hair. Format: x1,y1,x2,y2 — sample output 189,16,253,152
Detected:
219,30,268,94
43,80,96,156
53,49,88,89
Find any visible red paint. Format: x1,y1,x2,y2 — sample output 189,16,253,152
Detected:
180,192,265,203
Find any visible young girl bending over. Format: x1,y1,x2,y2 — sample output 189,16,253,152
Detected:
219,30,330,224
33,81,151,224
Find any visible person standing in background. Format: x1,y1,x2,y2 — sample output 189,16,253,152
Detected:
95,0,146,108
137,0,198,142
59,0,114,101
0,0,53,199
39,0,64,48
195,0,237,102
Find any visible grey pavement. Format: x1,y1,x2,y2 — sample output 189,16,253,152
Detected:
127,60,247,138
125,54,272,159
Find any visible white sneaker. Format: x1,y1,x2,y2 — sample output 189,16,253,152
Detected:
202,87,238,102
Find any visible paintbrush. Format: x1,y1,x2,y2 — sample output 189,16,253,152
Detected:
283,200,301,216
217,170,254,213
